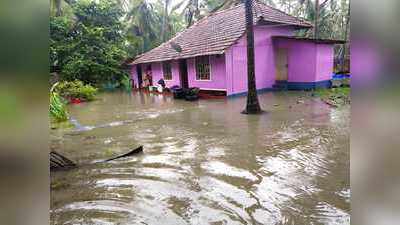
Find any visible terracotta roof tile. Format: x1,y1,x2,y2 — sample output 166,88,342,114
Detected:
130,1,312,65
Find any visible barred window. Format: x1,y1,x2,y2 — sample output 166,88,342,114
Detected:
195,56,211,80
162,61,172,80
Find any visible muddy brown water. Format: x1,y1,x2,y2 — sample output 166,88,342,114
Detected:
50,91,350,225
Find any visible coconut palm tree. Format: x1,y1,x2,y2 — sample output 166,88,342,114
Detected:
298,0,334,39
160,0,184,41
183,0,201,27
161,0,171,41
206,0,262,114
125,0,159,52
242,0,262,114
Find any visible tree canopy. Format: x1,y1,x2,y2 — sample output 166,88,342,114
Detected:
50,0,128,85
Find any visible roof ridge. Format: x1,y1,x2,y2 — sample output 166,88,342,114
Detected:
131,3,245,63
255,0,312,26
187,3,243,29
207,3,243,16
130,0,313,65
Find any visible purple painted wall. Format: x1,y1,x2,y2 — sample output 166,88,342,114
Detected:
130,65,138,88
130,61,181,88
225,26,295,95
131,56,226,90
316,44,334,81
186,55,227,91
131,26,335,95
274,39,334,83
150,62,163,86
275,40,317,82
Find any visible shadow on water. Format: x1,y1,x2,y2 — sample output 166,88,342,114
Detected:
50,91,350,225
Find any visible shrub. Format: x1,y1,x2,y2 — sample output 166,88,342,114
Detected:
50,87,68,122
55,80,98,101
120,75,132,92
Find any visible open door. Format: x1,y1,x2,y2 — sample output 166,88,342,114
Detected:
275,48,288,81
136,65,143,88
179,59,189,88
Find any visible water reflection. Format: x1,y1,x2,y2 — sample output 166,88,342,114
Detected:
51,91,350,225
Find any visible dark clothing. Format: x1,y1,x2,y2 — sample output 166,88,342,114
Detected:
158,79,166,88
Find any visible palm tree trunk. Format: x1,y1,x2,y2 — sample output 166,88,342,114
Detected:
161,0,170,41
242,0,262,114
314,0,319,39
52,0,62,16
341,1,350,72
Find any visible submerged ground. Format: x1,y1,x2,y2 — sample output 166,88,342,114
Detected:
50,91,350,225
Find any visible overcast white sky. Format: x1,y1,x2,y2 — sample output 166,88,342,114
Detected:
145,0,286,14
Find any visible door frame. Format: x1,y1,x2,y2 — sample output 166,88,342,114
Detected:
179,59,189,88
136,65,143,88
275,48,289,81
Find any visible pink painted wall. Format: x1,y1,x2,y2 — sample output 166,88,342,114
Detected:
186,55,227,91
316,44,334,81
275,40,317,82
130,61,181,88
131,26,335,95
274,39,334,82
130,65,139,88
225,26,295,95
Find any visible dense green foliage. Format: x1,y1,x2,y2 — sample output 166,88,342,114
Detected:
50,83,69,122
50,0,128,86
55,80,98,101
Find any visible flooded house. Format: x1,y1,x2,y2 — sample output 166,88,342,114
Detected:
129,1,345,97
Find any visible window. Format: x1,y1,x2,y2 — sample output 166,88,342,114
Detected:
195,56,211,80
162,61,172,80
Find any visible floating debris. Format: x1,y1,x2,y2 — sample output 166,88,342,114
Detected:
103,146,144,162
50,151,76,171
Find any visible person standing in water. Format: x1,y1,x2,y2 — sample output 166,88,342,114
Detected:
143,67,153,88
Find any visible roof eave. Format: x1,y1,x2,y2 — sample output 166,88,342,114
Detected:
272,36,347,44
130,50,227,65
256,17,313,29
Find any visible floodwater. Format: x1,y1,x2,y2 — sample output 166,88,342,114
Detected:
50,91,350,225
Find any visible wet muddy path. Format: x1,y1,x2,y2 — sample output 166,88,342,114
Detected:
51,91,350,225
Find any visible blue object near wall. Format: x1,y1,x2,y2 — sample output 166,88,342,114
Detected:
227,80,332,97
332,73,351,80
286,80,332,90
228,88,275,98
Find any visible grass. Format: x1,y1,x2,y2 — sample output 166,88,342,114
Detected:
313,87,350,107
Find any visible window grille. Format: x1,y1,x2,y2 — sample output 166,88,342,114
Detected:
162,61,172,80
195,56,210,80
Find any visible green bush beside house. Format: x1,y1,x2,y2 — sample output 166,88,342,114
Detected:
55,80,98,102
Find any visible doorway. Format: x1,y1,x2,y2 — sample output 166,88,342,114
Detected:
179,59,189,88
136,65,143,88
275,48,288,81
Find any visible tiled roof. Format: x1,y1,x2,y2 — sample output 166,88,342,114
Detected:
130,1,312,65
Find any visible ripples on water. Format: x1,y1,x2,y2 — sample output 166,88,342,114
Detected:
50,91,350,225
